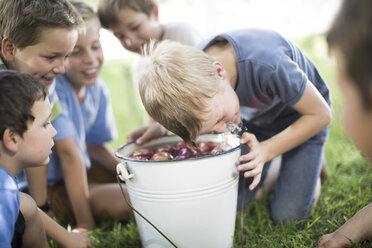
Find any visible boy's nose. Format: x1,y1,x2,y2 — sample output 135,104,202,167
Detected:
214,123,227,134
51,124,57,138
53,62,65,75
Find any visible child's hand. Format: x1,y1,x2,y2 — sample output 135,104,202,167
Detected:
238,132,269,191
316,231,352,248
127,122,168,145
62,229,92,248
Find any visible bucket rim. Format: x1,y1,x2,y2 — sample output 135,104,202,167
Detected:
115,134,241,163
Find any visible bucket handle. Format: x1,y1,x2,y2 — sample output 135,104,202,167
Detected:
116,162,134,182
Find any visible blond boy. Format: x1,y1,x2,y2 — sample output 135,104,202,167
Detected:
131,28,332,223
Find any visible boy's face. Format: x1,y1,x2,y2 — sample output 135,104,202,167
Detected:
200,79,241,134
18,98,57,167
65,18,103,88
9,27,78,87
110,7,162,54
334,49,372,161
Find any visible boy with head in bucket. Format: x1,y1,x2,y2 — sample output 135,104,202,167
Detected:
127,28,332,224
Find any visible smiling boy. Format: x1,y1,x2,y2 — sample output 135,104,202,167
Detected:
0,0,97,232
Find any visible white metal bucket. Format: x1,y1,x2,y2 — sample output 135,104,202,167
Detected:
115,134,240,248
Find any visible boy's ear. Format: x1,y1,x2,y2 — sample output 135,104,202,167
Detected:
213,61,228,79
151,4,159,20
1,38,16,62
2,128,19,153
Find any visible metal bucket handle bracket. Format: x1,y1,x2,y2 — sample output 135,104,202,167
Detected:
116,162,134,182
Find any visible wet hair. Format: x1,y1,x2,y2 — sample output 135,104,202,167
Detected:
97,0,155,29
0,0,82,50
327,0,372,108
0,70,48,138
138,40,221,146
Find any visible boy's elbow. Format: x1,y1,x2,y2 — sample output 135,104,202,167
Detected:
322,105,332,127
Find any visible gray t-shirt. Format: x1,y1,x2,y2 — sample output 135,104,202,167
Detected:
197,28,331,132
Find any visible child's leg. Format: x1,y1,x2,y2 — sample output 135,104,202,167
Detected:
89,183,132,221
270,133,327,224
19,192,49,248
47,183,74,222
87,160,115,185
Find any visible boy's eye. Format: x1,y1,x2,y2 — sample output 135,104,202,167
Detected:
70,49,81,56
115,33,125,39
44,121,51,128
130,24,140,31
44,56,56,61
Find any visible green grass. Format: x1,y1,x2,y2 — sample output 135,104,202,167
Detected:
52,34,372,247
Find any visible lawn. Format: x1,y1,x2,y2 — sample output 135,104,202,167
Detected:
53,34,372,247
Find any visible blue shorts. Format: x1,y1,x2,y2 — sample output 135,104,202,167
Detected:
11,210,25,248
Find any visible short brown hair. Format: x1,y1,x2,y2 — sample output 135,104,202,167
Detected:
327,0,372,108
138,40,221,146
0,70,48,138
97,0,155,29
0,0,82,50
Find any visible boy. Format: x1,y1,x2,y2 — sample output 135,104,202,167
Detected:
0,71,90,248
316,0,372,247
0,0,96,230
48,1,131,223
129,28,332,223
97,0,203,124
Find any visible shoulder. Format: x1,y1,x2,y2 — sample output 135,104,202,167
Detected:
0,166,17,191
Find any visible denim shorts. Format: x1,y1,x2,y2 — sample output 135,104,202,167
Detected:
237,121,329,223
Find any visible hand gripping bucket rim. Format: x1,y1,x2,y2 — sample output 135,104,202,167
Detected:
115,134,241,248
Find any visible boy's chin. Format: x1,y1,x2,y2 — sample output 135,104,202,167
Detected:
37,158,50,167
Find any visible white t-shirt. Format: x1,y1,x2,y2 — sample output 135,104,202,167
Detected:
132,22,204,109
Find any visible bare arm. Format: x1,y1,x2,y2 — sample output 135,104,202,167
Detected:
24,166,48,207
316,202,372,248
38,208,91,248
239,81,332,189
54,137,95,229
87,144,119,175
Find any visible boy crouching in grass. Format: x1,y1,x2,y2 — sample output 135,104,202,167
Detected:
128,28,332,224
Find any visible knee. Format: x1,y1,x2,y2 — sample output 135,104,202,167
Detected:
270,198,314,224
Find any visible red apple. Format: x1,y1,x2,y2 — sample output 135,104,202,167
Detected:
198,142,213,153
132,155,150,161
210,145,221,155
175,141,188,149
177,147,193,158
156,145,174,154
151,151,174,161
174,155,188,160
131,148,153,158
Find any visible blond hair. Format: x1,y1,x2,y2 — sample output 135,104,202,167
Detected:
0,0,82,50
97,0,155,29
139,40,221,146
